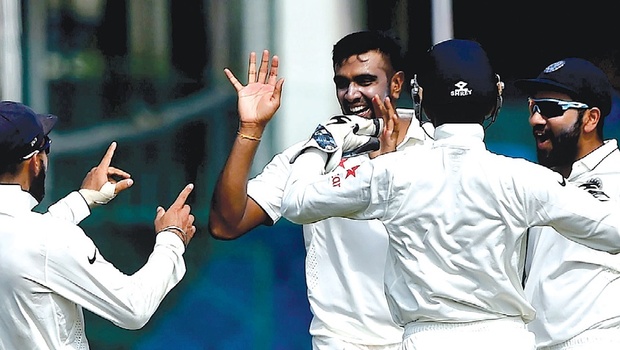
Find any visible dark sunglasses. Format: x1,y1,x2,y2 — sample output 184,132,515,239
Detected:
529,98,589,118
21,136,51,160
41,136,52,154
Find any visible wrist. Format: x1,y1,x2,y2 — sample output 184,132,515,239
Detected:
237,123,265,139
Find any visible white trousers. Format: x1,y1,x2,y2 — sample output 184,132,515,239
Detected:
401,317,536,350
539,329,620,350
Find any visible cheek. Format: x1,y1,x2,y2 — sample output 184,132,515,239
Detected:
362,84,387,99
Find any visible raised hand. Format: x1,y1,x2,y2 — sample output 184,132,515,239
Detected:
370,95,400,158
154,184,196,247
224,50,285,134
79,142,133,207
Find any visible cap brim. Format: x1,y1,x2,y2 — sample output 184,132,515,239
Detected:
514,78,578,96
37,114,58,135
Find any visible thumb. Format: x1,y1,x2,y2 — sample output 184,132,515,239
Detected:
155,206,165,220
114,178,134,194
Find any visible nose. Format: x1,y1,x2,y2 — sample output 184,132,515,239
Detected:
345,83,361,100
529,106,546,127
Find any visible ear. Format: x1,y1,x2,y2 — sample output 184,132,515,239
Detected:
27,153,46,176
582,108,601,134
390,71,405,99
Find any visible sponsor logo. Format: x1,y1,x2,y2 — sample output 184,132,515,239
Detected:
346,165,360,179
88,249,97,264
450,81,472,97
558,177,566,187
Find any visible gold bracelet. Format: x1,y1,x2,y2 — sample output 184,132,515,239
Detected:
237,131,261,142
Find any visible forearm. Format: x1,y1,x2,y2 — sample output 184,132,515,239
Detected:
282,150,366,224
44,191,91,224
209,133,262,237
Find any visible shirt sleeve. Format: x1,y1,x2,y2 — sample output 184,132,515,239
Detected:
246,142,302,224
41,221,186,330
44,191,91,224
281,149,383,224
522,162,620,254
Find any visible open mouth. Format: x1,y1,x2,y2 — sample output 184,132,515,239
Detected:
534,130,551,149
348,105,372,118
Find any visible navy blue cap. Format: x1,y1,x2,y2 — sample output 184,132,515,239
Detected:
417,39,497,107
514,58,612,117
0,101,58,161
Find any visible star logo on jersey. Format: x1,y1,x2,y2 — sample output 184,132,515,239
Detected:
345,165,360,178
88,249,97,264
337,157,349,169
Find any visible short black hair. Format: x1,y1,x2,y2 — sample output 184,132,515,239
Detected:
332,30,404,72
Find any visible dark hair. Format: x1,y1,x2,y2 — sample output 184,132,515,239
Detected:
332,30,404,72
0,159,21,176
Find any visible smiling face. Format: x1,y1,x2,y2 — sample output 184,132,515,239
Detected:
529,91,584,168
333,50,401,119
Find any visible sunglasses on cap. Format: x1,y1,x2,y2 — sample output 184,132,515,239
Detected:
21,136,52,160
528,98,590,119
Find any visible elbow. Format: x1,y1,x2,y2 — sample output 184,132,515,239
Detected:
280,199,308,225
118,312,152,330
208,214,244,241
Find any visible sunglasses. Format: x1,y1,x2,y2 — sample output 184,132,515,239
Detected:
22,136,52,160
529,98,589,119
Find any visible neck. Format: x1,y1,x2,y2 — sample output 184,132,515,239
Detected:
396,117,412,145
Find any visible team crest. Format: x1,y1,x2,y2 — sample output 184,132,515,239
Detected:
544,60,565,73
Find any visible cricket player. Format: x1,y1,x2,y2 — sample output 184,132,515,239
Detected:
209,31,433,349
517,58,620,349
281,39,620,350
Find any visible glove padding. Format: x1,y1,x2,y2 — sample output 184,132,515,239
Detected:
290,115,383,172
78,182,117,207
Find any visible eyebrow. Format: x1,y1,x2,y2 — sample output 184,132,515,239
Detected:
334,73,378,82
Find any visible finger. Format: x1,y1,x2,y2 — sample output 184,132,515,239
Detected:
257,49,270,83
267,55,279,86
248,51,257,82
384,97,399,133
169,184,194,210
271,78,285,105
107,166,131,179
98,142,117,169
372,96,389,127
114,178,134,194
384,96,395,115
155,206,165,221
224,68,244,92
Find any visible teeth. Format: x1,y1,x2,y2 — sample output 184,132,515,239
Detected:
350,106,367,113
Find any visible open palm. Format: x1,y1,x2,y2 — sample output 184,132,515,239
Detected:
224,50,284,126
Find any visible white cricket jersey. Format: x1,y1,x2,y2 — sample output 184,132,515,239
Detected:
524,139,620,347
247,109,432,345
281,123,620,327
0,185,187,350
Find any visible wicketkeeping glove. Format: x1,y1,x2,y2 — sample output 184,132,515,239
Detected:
290,115,383,172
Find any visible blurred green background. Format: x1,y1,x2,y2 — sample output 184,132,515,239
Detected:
3,1,620,349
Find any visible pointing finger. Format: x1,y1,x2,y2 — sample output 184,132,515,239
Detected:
169,184,194,210
98,142,117,169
